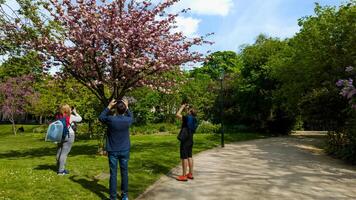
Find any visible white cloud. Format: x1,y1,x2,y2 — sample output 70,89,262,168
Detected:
172,0,234,16
174,16,201,38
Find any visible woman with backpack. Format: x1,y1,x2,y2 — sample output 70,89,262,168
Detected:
176,103,198,181
56,104,82,175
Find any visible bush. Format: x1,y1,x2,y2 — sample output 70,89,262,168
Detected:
195,121,221,134
159,126,166,132
293,116,304,131
266,109,295,135
75,123,92,139
74,120,107,141
224,124,251,132
326,114,356,165
131,123,179,135
32,125,48,133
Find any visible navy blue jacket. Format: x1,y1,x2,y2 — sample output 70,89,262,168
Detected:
99,108,134,152
186,115,197,133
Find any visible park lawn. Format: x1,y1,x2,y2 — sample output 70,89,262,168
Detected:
0,125,265,200
0,124,44,136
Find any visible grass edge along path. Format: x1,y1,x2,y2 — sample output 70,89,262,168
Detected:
0,125,265,200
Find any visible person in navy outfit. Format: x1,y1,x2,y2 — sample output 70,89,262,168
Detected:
99,98,133,200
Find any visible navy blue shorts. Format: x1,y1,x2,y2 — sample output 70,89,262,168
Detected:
180,139,193,159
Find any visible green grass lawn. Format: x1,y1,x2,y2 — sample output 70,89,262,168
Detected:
0,125,265,200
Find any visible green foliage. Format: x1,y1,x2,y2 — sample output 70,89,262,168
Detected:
299,88,347,130
28,77,62,122
0,51,42,81
192,51,243,80
180,73,217,120
31,125,47,133
217,35,295,134
128,87,160,124
293,116,304,131
265,109,296,135
325,113,356,164
29,77,101,124
63,79,102,123
195,121,221,134
238,34,286,122
131,123,179,135
272,2,356,127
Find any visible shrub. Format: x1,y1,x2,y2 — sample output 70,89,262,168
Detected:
266,109,295,135
325,114,356,165
195,121,221,134
159,126,166,132
75,123,92,139
32,125,48,134
224,124,251,132
131,123,179,135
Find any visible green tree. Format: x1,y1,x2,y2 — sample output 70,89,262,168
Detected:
128,87,160,125
192,51,242,80
0,51,42,81
232,35,293,133
181,72,217,121
272,2,356,129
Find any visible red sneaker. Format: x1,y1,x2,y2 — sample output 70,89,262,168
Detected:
176,175,188,181
187,173,194,179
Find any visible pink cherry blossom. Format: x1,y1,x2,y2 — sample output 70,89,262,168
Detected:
3,0,210,105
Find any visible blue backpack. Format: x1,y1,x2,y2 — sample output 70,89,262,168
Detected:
45,117,70,142
58,117,70,140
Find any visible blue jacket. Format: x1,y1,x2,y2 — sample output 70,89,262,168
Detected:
187,115,197,133
99,108,134,152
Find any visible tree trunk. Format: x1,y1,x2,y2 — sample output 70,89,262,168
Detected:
88,120,92,138
39,115,43,124
10,118,16,136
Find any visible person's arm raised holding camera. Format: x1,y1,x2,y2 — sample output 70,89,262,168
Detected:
99,99,117,123
176,104,186,120
122,98,134,125
70,107,82,123
108,99,118,110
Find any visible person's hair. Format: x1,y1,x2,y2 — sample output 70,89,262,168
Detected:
60,104,71,116
116,100,127,115
189,107,197,117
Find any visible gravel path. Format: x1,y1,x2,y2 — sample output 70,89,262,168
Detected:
136,132,356,200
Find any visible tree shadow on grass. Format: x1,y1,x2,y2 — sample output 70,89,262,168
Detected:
0,144,97,159
33,164,57,172
70,175,109,200
131,141,178,153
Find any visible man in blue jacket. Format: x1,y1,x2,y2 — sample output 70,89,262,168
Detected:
99,98,133,200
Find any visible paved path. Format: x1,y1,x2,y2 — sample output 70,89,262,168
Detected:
136,132,356,200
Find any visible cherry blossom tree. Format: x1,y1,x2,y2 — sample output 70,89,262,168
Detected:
0,75,35,135
2,0,211,106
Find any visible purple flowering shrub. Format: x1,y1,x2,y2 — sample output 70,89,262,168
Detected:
328,66,356,164
336,66,356,110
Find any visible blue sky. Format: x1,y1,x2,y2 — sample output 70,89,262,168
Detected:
171,0,344,53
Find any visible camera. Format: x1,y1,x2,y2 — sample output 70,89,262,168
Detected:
117,96,136,105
